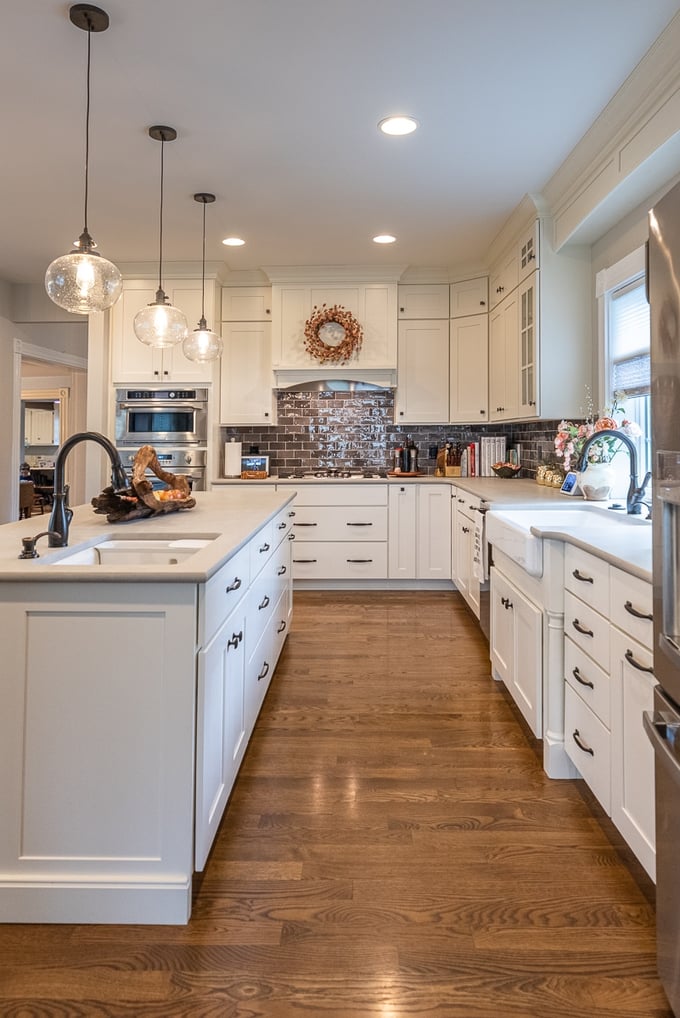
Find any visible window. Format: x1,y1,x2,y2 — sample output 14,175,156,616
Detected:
597,246,651,488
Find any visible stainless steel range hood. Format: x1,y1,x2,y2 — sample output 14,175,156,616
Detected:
274,369,396,392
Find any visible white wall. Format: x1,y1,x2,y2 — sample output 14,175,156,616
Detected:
0,318,26,524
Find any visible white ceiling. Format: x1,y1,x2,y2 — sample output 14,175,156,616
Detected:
2,0,680,287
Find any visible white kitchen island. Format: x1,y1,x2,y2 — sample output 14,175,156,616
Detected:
0,489,295,924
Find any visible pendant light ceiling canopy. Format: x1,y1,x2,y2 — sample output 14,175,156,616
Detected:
133,125,188,349
182,193,223,363
45,4,123,315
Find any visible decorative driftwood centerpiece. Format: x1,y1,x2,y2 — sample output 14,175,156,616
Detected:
92,445,196,523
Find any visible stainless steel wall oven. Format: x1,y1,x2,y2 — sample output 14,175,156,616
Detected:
115,388,208,446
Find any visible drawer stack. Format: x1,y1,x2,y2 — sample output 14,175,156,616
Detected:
278,484,388,580
563,545,655,878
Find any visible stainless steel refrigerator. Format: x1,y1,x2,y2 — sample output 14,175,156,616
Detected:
645,175,680,1018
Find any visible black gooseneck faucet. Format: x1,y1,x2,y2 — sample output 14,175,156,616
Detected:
48,431,129,547
576,428,651,515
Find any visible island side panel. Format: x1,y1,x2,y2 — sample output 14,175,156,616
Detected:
0,580,198,924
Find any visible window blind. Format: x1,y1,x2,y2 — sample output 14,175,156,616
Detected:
608,276,650,397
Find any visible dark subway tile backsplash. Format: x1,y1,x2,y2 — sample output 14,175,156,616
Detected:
220,391,565,477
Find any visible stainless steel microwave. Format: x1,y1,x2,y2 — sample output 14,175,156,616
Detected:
114,388,208,445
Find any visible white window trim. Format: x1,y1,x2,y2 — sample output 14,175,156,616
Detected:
595,244,646,410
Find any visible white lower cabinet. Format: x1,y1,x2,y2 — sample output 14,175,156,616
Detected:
195,605,247,871
280,483,389,582
490,566,542,737
562,548,655,879
195,510,293,872
452,491,485,617
388,483,451,580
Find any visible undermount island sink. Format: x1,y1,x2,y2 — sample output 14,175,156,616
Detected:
486,504,651,577
49,535,219,567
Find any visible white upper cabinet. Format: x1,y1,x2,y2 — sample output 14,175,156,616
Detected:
219,322,276,426
395,320,449,424
397,284,449,319
110,279,218,385
272,283,397,370
489,248,518,310
489,291,519,421
221,286,272,322
449,313,488,424
517,221,539,282
450,276,488,318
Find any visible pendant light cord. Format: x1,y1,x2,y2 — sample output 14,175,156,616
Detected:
157,136,165,291
82,18,92,239
201,199,207,321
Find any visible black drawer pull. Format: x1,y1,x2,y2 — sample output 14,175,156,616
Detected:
288,532,296,541
277,620,287,634
288,510,296,517
277,521,287,530
346,521,372,526
277,565,287,575
572,569,594,584
294,522,317,527
572,729,594,756
572,618,594,637
259,542,270,553
257,661,270,681
225,577,242,593
500,596,513,610
572,666,594,689
347,558,373,563
624,600,653,621
294,558,317,563
258,595,270,610
227,630,243,650
624,649,654,674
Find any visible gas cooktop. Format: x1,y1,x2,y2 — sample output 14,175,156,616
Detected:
277,469,388,480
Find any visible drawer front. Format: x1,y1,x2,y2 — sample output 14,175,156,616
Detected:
271,585,291,663
565,635,611,727
610,568,653,650
247,540,290,649
199,542,251,645
249,520,275,577
276,483,388,507
291,505,388,542
564,684,611,814
564,589,610,673
245,627,274,732
565,546,610,616
291,541,388,579
272,502,297,545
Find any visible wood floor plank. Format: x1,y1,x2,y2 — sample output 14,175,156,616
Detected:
0,590,671,1018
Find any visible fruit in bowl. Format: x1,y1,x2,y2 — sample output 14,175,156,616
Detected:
492,462,522,478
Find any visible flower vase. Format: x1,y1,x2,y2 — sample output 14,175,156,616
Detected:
576,462,616,501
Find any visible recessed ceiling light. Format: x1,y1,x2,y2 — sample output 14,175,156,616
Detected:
222,236,245,247
378,115,418,136
373,234,396,244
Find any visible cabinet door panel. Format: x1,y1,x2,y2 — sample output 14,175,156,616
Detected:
398,284,449,319
195,611,246,870
450,314,488,424
610,629,655,878
388,485,417,579
450,277,488,317
417,486,451,580
518,273,539,417
219,322,276,425
221,287,272,321
396,320,449,424
490,569,514,687
511,585,542,736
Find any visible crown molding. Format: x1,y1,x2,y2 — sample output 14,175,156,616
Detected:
262,265,408,284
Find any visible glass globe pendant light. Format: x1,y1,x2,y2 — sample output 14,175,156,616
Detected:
182,193,223,363
45,4,122,315
133,126,188,348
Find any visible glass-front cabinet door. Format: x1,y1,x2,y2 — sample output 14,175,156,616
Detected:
518,272,538,417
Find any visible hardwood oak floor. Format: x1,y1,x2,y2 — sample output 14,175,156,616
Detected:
0,591,672,1018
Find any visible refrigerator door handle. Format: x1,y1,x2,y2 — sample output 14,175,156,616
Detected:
643,710,680,786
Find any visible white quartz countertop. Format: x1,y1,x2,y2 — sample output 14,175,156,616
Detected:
0,489,294,583
213,474,571,505
528,514,652,581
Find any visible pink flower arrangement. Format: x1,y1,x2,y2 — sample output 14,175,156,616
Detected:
554,391,642,471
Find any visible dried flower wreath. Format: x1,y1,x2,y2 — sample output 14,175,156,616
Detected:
303,303,364,364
